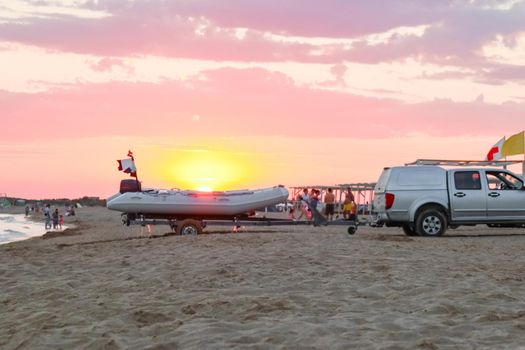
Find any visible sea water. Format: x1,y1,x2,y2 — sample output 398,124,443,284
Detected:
0,214,46,245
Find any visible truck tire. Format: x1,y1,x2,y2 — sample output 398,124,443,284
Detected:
415,208,447,237
402,224,418,236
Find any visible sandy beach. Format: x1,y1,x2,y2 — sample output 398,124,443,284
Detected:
1,207,525,349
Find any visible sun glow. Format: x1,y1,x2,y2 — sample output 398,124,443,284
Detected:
151,146,257,191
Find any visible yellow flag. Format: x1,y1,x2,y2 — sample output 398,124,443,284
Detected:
502,131,524,156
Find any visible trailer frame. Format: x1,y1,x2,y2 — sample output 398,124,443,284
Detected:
121,201,359,235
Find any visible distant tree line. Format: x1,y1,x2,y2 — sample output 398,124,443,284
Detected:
3,196,106,207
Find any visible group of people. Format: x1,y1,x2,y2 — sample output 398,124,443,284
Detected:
65,205,76,217
291,187,357,221
43,204,64,231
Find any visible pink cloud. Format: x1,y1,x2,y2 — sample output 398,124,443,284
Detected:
89,57,134,74
0,0,523,76
96,0,440,38
1,67,524,143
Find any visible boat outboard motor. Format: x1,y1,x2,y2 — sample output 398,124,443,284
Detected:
120,179,142,193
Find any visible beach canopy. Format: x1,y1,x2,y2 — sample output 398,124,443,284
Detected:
0,198,12,208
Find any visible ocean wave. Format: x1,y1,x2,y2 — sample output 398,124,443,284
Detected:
0,214,45,245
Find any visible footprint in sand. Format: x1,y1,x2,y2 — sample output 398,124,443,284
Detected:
132,310,171,326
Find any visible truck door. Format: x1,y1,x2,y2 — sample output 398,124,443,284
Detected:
449,170,487,221
485,170,525,220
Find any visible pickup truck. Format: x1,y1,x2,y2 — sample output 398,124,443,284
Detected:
373,166,525,236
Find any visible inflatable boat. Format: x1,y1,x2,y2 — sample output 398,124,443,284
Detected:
107,180,289,219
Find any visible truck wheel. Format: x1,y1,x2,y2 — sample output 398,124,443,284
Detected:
402,224,418,236
416,208,447,237
176,219,203,236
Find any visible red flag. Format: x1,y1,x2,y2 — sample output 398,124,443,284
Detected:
485,137,505,161
127,150,134,159
117,158,137,178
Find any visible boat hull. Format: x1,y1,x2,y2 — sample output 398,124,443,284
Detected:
107,186,289,217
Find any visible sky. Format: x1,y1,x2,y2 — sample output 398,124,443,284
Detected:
1,0,525,199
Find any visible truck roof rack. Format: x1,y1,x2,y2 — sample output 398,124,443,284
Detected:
405,159,523,167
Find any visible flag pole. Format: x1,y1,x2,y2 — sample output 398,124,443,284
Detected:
522,131,525,176
134,159,140,184
129,150,139,184
503,137,507,170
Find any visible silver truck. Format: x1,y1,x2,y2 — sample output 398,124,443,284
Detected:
373,165,525,236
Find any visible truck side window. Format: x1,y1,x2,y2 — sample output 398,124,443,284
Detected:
486,171,523,190
454,171,481,190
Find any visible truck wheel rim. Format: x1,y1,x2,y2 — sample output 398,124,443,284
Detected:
422,216,441,235
182,226,198,235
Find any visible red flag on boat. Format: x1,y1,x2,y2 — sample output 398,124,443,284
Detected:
486,137,505,161
127,150,134,159
117,158,137,178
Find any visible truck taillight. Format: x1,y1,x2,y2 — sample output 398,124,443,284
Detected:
385,193,395,210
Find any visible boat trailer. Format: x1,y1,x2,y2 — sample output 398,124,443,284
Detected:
122,202,358,236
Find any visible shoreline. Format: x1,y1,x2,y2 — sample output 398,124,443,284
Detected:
0,213,46,245
0,207,79,245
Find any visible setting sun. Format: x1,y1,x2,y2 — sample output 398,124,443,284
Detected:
148,146,257,191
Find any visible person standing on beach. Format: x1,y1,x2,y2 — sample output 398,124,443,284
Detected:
295,188,310,220
44,213,51,230
343,189,356,220
25,206,29,217
52,209,59,230
294,192,302,215
310,189,320,211
324,188,335,221
58,215,64,230
44,204,51,230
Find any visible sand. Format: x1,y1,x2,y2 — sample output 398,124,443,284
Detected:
1,207,525,349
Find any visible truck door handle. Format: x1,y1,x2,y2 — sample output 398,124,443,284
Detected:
488,192,500,198
454,192,466,197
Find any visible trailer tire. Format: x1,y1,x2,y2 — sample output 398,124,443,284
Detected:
122,213,133,226
402,224,418,236
176,219,203,236
415,208,447,237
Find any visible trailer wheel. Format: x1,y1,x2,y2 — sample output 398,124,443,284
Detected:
402,224,418,236
416,208,447,237
122,213,132,226
347,226,357,235
176,219,203,236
